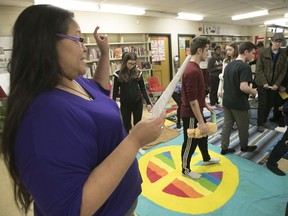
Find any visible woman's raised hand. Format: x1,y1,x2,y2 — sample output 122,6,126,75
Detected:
93,26,109,55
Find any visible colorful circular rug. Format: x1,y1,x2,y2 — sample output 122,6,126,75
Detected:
138,146,239,214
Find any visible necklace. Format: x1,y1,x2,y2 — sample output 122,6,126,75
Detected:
58,81,93,101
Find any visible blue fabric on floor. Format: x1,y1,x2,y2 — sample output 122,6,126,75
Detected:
136,133,288,216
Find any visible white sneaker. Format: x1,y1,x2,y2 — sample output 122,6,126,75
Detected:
176,126,183,131
204,158,220,165
183,171,201,180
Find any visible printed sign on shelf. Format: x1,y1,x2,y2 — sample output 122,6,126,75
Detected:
0,37,12,74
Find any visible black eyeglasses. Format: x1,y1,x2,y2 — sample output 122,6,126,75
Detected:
127,61,136,66
56,33,85,44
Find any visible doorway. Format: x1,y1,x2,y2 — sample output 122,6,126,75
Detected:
148,34,172,88
178,34,195,66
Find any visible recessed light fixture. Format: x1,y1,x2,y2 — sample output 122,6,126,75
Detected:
177,12,203,21
231,9,268,20
34,0,145,15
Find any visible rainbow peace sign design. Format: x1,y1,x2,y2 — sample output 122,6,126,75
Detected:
138,146,239,214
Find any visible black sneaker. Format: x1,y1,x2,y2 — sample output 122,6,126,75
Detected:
266,163,286,176
261,122,273,130
241,146,257,152
257,126,265,133
269,117,279,123
221,148,236,155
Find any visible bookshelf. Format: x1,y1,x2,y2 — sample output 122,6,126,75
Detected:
201,34,252,51
82,33,152,83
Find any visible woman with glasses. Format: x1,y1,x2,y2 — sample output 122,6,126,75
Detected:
113,52,152,133
1,5,165,216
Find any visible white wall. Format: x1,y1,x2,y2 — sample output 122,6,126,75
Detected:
0,6,24,36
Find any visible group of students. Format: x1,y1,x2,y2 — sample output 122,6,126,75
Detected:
176,34,288,180
1,4,287,215
206,33,288,176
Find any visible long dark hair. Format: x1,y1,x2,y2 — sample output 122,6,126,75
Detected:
1,5,74,213
224,42,238,63
119,52,141,82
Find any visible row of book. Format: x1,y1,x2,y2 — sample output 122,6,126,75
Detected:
87,48,101,61
85,61,152,78
86,46,148,61
111,46,147,59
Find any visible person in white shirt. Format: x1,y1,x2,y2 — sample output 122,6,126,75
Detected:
217,42,239,105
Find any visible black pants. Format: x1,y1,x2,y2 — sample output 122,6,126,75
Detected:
272,91,285,122
181,117,210,173
209,75,220,106
257,86,277,125
267,129,288,167
172,92,181,128
121,100,143,133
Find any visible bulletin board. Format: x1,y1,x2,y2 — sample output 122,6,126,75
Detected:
0,37,12,94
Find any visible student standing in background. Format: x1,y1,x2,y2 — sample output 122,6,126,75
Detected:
208,45,223,106
254,33,287,133
269,46,288,127
217,42,238,104
249,42,264,66
1,5,165,215
113,52,152,133
220,42,258,155
181,36,220,180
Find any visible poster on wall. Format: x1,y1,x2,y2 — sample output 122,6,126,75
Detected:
151,39,165,61
203,24,220,34
179,37,185,49
0,37,12,74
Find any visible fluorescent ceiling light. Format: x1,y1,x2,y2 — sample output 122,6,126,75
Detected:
34,0,145,15
99,4,145,15
231,9,268,20
177,12,203,21
264,18,288,26
35,0,99,11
